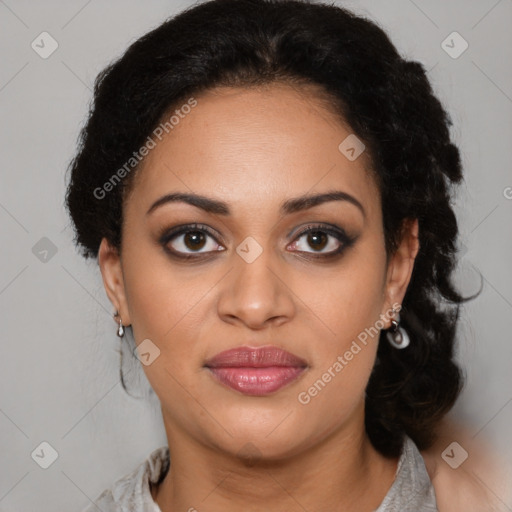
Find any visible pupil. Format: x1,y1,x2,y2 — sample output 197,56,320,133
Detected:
185,231,205,250
308,231,327,251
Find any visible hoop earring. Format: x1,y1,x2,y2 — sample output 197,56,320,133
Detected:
386,310,410,349
114,310,125,338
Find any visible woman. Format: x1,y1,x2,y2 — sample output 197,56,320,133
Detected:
65,0,504,510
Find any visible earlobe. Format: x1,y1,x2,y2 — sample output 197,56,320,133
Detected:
98,237,131,325
383,218,420,324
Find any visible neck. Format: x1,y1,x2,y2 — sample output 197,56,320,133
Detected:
152,417,399,512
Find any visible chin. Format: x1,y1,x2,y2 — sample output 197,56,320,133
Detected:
209,417,309,462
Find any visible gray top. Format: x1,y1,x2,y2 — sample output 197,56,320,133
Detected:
82,436,437,511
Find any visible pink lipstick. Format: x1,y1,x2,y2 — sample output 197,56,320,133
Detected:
204,346,307,396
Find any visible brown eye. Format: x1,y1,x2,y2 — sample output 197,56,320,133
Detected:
290,228,342,254
161,224,225,257
287,223,356,258
306,231,328,251
183,231,207,251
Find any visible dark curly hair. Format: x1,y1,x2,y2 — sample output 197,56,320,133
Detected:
64,0,481,458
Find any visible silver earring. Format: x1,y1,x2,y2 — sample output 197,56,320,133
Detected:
386,310,410,349
114,311,124,338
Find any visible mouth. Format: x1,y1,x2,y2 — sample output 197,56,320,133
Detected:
204,345,308,396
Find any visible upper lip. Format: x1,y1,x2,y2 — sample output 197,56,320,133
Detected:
204,345,307,368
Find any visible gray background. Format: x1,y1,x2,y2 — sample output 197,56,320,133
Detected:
0,0,511,510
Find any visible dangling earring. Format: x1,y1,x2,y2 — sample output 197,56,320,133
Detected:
114,310,124,338
386,308,410,349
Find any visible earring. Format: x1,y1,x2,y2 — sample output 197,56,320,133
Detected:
114,310,125,338
386,309,410,349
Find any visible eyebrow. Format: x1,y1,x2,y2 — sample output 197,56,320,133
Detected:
146,190,366,218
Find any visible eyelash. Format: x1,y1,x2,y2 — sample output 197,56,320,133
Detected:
159,222,356,261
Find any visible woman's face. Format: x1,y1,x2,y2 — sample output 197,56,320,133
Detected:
99,82,418,460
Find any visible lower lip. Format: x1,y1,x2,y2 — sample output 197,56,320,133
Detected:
206,366,306,396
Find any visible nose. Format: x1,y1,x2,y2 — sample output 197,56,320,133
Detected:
217,247,296,330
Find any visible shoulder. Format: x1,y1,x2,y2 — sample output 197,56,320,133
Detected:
420,419,511,512
375,436,437,511
80,445,170,512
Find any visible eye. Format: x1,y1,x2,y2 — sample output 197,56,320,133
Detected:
160,223,224,258
159,222,356,260
287,223,355,258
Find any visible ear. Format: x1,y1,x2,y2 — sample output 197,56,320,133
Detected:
98,237,131,325
381,218,420,327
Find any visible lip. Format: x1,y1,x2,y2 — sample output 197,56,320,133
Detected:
204,346,308,396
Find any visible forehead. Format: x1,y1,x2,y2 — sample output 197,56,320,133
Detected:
125,83,380,219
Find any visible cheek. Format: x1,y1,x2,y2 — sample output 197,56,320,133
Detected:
293,277,382,434
292,248,386,350
122,242,203,341
291,247,386,410
122,254,210,414
121,244,217,387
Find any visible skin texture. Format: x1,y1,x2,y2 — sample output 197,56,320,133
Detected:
98,83,422,511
